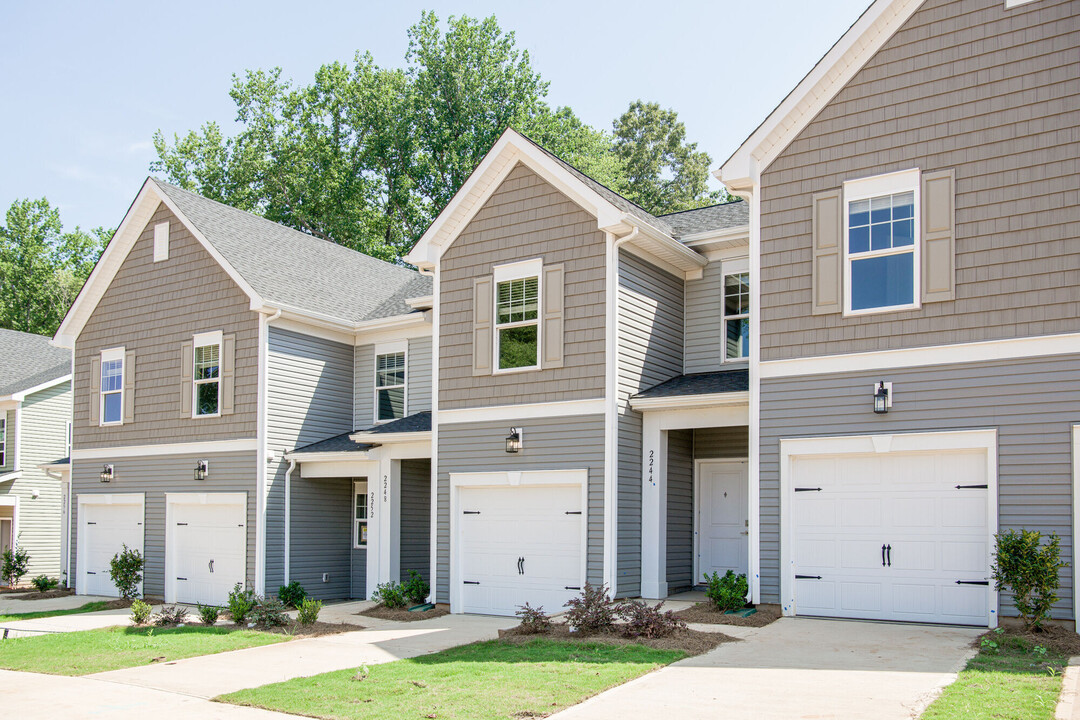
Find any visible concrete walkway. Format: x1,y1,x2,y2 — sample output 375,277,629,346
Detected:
551,617,982,720
0,592,114,614
0,601,156,637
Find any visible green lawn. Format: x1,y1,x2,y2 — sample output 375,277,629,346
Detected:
921,630,1067,720
220,639,685,720
0,625,288,675
0,600,114,622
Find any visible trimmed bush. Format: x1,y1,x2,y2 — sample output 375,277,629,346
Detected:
515,602,551,634
617,599,687,639
372,580,407,609
108,544,143,600
30,575,59,592
704,570,747,613
278,581,307,609
992,529,1067,631
198,604,221,625
130,599,152,625
2,544,30,588
402,570,429,606
154,604,190,626
228,583,257,624
251,596,289,627
563,583,616,633
297,598,322,626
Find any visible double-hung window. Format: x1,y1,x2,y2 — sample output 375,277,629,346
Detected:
723,272,750,361
192,331,221,417
354,480,369,547
844,170,920,315
375,347,406,422
494,260,541,372
100,348,124,425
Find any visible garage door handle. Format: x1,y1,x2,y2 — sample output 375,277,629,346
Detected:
886,544,891,567
956,580,989,586
463,511,480,515
176,522,188,526
795,575,822,580
86,571,96,575
882,544,886,567
176,577,187,581
565,586,581,590
208,559,214,573
565,511,581,515
86,521,96,525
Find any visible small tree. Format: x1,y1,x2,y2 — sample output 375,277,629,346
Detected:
992,529,1066,631
2,544,30,588
109,544,144,600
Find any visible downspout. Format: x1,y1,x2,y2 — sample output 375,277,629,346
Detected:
283,456,297,585
604,227,638,597
256,307,281,595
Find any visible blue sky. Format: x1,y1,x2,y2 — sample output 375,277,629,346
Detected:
0,0,868,232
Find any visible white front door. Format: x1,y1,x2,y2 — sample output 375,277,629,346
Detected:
167,495,246,606
458,484,583,616
791,448,990,625
81,498,144,597
697,461,749,583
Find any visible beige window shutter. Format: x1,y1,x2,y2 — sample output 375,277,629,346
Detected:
180,340,193,416
88,357,100,426
921,169,956,303
472,276,493,376
542,263,565,368
811,189,843,315
221,333,236,415
123,351,136,423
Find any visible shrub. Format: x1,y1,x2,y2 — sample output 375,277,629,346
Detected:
617,600,687,639
227,583,257,624
563,583,617,633
297,597,322,626
704,570,748,613
992,529,1067,631
108,544,144,600
402,570,429,606
515,603,551,634
251,596,289,627
372,580,407,609
153,604,190,626
30,575,59,592
278,581,307,609
130,599,152,625
198,604,221,625
2,544,30,588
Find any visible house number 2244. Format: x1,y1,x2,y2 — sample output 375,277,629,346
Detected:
646,449,655,487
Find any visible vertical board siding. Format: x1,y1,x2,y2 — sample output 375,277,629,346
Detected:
436,415,605,603
288,477,352,601
694,427,750,459
400,459,431,584
666,429,694,591
684,262,725,374
70,451,258,598
408,337,432,414
354,344,374,429
617,251,684,597
438,163,607,410
758,0,1080,360
759,354,1080,619
73,203,259,447
8,382,71,578
266,326,354,594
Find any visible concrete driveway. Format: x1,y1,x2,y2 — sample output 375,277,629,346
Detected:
552,617,982,720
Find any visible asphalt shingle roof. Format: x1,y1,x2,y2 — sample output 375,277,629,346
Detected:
355,411,431,435
289,432,374,455
634,369,749,399
290,412,432,455
0,330,70,397
151,179,432,325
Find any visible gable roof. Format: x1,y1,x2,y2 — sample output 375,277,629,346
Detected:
0,329,70,397
718,0,923,190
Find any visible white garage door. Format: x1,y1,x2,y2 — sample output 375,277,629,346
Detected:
167,494,246,606
459,484,583,616
792,449,990,626
81,496,144,597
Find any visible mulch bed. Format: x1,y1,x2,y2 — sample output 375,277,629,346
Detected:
673,603,781,628
498,622,737,656
359,603,451,622
2,588,77,601
265,620,364,637
985,624,1080,656
97,598,133,611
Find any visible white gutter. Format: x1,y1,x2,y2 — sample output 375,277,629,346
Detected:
283,457,297,585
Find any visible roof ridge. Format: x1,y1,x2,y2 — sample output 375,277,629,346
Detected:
656,199,746,218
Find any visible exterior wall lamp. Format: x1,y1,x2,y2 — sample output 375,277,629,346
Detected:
194,459,209,481
505,427,523,453
873,381,892,414
100,464,114,483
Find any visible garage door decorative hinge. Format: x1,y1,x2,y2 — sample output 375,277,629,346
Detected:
955,484,988,489
955,580,989,586
795,574,822,580
176,522,188,526
463,511,480,515
565,511,582,515
794,487,822,492
564,586,581,590
177,577,187,581
86,571,96,575
87,521,96,525
463,580,479,585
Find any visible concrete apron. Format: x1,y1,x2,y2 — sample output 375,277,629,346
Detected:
551,617,983,720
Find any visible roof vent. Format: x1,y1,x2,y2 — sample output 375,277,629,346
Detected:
153,221,169,262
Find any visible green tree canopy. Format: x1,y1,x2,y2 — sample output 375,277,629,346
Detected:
0,198,110,336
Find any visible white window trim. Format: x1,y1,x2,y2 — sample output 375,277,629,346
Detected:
353,479,370,548
842,168,922,317
1005,0,1038,7
192,330,223,419
99,346,125,426
373,341,408,425
492,258,543,375
0,416,6,467
722,270,751,363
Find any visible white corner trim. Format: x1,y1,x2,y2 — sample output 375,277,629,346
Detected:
71,438,258,460
761,332,1080,378
7,374,71,403
1073,425,1080,630
437,398,606,425
629,391,749,412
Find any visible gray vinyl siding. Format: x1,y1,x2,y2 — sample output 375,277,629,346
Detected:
354,344,374,428
70,450,257,598
5,381,71,579
666,429,693,592
436,415,605,603
438,163,607,410
266,326,354,595
616,251,684,597
352,547,367,599
759,0,1080,361
694,427,749,459
0,409,15,472
400,458,431,584
408,337,432,414
685,260,740,374
759,353,1080,619
288,477,352,601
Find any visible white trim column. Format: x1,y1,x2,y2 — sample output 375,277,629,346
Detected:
641,413,668,599
366,451,402,597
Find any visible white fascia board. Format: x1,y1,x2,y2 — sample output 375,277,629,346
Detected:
55,179,263,346
621,223,708,275
717,0,921,188
681,225,751,248
268,307,432,345
629,391,750,412
0,471,22,483
348,431,432,445
8,374,71,402
438,398,606,424
286,451,374,463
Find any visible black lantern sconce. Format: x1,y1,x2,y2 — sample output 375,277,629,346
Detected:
505,427,523,454
194,459,209,481
873,381,892,414
100,464,114,483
